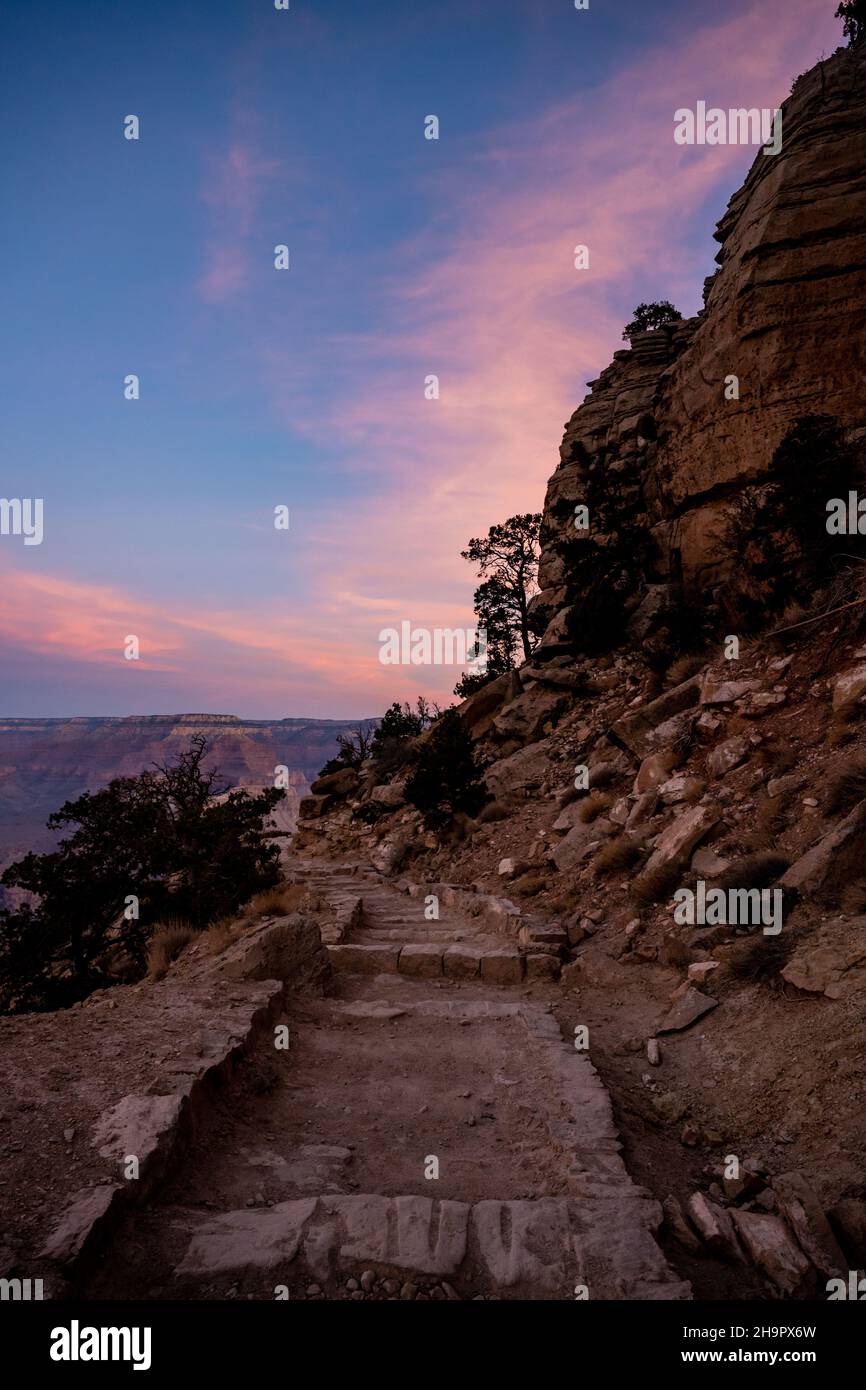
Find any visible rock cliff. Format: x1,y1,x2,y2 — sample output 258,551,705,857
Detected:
531,41,866,657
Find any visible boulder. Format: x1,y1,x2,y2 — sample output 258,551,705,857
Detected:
832,663,866,711
828,1198,866,1266
730,1210,814,1295
781,916,866,998
491,687,567,746
706,735,750,778
686,1193,742,1261
634,749,679,794
773,1171,848,1280
298,794,333,820
371,782,407,807
700,677,761,706
643,805,718,877
309,768,359,798
658,987,718,1034
780,803,866,897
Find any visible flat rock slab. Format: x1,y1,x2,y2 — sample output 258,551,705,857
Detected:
658,987,718,1034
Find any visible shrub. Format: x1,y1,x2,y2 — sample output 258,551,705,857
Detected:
727,931,798,986
404,709,486,829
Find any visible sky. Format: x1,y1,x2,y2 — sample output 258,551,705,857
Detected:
0,0,844,719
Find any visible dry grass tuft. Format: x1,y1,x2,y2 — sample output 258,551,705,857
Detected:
823,755,866,816
594,835,643,876
631,861,682,905
714,851,790,893
146,920,197,980
665,653,706,687
578,790,615,823
511,872,546,897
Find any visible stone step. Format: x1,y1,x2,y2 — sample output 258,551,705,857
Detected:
327,942,526,984
174,1192,690,1300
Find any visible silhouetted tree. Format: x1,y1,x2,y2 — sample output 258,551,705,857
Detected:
460,514,541,674
404,709,486,828
837,1,866,45
622,300,683,339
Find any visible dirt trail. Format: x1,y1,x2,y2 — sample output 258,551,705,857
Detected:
81,862,690,1302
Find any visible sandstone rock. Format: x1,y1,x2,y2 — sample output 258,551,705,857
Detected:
531,43,866,642
730,1210,813,1295
328,944,401,974
634,749,679,794
610,676,702,759
371,782,406,808
492,688,567,746
781,916,866,998
700,678,761,707
398,944,443,979
662,1196,702,1254
828,1198,866,1266
690,847,729,877
658,775,704,805
497,858,517,877
687,960,719,984
551,817,609,873
643,805,718,877
40,1184,120,1265
832,664,866,711
525,953,560,980
298,794,333,820
706,735,750,778
773,1171,848,1280
480,951,525,986
658,987,718,1035
310,768,359,798
457,670,519,737
370,836,410,875
442,945,485,979
686,1193,742,1261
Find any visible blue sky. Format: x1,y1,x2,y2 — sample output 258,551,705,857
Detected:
0,0,843,716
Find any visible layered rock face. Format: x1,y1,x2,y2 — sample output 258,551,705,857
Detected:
532,42,866,655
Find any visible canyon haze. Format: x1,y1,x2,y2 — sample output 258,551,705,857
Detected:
0,713,373,903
